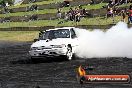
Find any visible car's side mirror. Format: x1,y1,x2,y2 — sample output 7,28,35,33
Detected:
71,35,77,39
34,39,39,42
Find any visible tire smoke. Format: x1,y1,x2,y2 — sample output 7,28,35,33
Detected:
75,22,132,58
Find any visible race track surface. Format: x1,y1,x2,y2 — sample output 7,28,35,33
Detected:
0,41,132,88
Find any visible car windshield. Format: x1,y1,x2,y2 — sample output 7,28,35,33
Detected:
41,29,70,40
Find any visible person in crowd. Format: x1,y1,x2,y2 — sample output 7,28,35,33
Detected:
64,0,70,7
68,8,75,21
29,0,36,3
113,6,117,15
62,5,83,22
128,0,132,3
57,8,62,19
74,7,81,22
127,5,132,24
107,0,114,8
64,12,69,21
82,9,87,16
79,5,82,9
90,0,95,5
107,7,114,18
33,4,38,11
121,9,126,22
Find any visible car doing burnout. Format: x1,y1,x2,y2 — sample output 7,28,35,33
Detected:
29,27,79,61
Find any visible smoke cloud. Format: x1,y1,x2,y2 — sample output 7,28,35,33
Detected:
75,22,132,58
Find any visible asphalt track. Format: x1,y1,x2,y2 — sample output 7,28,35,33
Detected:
0,41,132,88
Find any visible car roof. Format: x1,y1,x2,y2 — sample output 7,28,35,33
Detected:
44,27,75,32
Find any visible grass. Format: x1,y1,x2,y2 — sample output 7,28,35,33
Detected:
78,16,122,25
117,3,132,8
9,0,62,9
82,3,107,10
0,16,123,28
0,20,59,28
0,31,39,42
0,9,57,17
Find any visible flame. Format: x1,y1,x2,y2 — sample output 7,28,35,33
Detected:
78,66,86,76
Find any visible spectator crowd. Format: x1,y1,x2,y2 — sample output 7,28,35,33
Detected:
1,0,132,24
106,0,132,24
57,6,88,22
57,0,132,24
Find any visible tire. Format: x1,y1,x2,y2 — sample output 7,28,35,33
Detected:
65,46,73,61
31,57,38,63
31,57,35,62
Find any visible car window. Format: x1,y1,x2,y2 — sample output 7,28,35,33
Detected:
53,29,70,38
41,29,70,40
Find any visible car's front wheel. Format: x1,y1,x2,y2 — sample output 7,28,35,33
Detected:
65,46,73,61
31,57,40,63
31,57,36,62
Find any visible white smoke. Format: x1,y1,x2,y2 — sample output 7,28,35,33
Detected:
75,22,132,58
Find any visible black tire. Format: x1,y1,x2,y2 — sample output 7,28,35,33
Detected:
31,57,38,63
65,46,73,61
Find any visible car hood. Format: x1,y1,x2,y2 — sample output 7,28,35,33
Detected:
31,38,73,47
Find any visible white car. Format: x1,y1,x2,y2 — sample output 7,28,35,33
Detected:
29,27,78,61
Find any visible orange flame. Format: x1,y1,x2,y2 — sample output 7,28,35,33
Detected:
78,66,86,76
